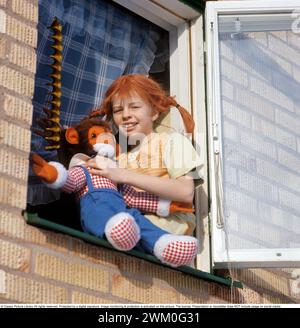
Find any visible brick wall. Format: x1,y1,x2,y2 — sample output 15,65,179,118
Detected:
0,0,299,304
220,30,300,250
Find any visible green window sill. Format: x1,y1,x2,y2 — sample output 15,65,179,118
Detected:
24,211,242,289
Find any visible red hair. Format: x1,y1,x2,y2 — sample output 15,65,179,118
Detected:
95,74,195,134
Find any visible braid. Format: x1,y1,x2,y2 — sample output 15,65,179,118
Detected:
95,74,195,134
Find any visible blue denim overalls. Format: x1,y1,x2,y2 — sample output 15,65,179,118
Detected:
79,166,168,254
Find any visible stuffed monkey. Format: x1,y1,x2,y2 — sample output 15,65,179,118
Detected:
32,116,198,267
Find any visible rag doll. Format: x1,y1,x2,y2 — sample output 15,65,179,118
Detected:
32,116,198,267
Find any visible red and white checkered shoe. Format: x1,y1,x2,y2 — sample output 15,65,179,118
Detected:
105,212,140,251
153,234,198,267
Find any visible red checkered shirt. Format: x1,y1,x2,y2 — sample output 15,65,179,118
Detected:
61,166,159,213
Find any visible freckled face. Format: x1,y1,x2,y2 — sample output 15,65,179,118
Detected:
112,94,158,138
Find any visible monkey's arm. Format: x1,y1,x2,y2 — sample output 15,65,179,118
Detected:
61,167,87,193
32,153,58,183
121,184,194,217
32,154,86,192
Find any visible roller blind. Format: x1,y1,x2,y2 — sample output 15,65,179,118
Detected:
219,13,299,33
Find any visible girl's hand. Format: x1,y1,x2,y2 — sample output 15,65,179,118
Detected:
87,157,195,203
86,156,126,184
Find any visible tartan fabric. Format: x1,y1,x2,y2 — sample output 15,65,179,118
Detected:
162,240,198,267
108,217,140,250
121,184,159,213
28,0,161,205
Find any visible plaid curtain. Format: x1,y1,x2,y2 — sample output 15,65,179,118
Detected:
28,0,161,205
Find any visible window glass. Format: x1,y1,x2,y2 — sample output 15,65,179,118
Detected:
218,14,300,250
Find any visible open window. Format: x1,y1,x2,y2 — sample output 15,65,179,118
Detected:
27,0,172,230
206,0,300,268
25,0,237,286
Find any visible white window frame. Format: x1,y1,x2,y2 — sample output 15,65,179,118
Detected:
113,0,210,272
206,0,300,269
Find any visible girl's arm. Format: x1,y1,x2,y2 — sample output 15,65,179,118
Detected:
87,157,194,203
121,171,195,203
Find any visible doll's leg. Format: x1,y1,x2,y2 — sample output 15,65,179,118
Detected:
104,212,140,251
81,188,141,251
129,209,198,267
153,234,198,268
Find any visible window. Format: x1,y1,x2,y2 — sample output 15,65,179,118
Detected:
206,0,300,268
27,0,229,285
27,0,172,230
29,0,300,276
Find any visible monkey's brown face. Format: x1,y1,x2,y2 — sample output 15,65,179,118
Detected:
83,126,116,158
88,126,116,147
88,126,107,145
63,118,116,165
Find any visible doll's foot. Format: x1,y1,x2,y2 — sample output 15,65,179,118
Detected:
105,212,140,251
153,234,198,267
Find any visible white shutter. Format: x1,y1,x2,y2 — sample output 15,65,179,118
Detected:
206,0,300,268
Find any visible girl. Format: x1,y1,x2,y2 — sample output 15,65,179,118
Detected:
88,74,203,236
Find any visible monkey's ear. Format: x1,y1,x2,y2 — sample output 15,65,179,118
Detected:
65,127,79,145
